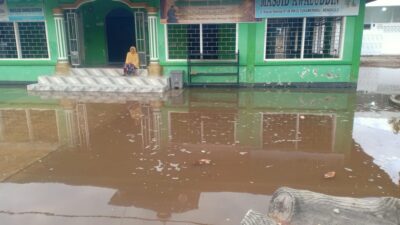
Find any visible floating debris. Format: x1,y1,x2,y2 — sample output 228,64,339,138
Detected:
194,159,212,166
155,160,164,172
170,163,181,171
324,171,336,179
180,148,192,154
344,168,353,172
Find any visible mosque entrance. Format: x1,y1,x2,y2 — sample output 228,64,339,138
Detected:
105,8,136,64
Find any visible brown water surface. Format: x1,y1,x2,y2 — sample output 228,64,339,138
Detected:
0,88,399,225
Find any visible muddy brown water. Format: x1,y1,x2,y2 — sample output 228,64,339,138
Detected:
0,87,399,225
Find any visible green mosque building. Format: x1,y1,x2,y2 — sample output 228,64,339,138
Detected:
0,0,373,87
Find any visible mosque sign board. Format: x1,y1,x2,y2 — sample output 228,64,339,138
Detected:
255,0,360,18
160,0,256,24
6,0,45,21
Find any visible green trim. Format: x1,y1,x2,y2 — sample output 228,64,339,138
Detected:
0,0,59,81
0,61,56,66
350,0,366,82
246,24,256,83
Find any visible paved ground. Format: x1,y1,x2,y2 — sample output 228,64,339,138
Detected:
361,55,400,68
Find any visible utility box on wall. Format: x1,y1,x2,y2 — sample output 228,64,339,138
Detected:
170,71,184,89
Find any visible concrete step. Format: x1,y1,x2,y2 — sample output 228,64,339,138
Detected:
28,75,170,93
69,68,148,77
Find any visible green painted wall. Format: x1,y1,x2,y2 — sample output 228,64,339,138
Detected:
159,0,367,85
0,0,155,81
0,0,58,82
0,0,367,86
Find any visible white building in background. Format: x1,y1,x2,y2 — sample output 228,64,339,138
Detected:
362,0,400,55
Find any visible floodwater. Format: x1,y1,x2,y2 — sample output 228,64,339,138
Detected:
0,71,400,224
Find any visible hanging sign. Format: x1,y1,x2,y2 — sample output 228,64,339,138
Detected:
7,0,45,21
0,0,8,21
255,0,360,18
160,0,256,24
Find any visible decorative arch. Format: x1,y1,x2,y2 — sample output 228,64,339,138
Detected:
60,0,151,9
61,0,97,9
111,0,150,8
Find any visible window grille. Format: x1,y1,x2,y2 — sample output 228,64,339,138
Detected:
304,17,342,59
167,23,236,60
0,21,49,59
18,22,49,59
265,17,343,60
0,22,18,58
167,24,200,60
65,10,81,66
265,18,303,59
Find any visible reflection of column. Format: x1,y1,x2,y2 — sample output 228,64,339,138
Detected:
53,8,70,75
25,109,34,142
147,7,163,77
65,109,79,147
60,99,79,148
76,104,90,150
153,108,162,148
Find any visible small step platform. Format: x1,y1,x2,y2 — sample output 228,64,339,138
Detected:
27,68,170,93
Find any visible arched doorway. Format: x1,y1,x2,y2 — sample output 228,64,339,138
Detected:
105,8,136,64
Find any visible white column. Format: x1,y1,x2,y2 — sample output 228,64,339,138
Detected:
53,8,70,74
54,9,68,62
148,11,159,62
147,8,162,76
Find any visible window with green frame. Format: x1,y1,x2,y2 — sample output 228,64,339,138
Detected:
167,23,237,60
0,21,49,59
265,17,344,60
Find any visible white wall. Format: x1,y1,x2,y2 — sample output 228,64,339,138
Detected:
362,23,400,55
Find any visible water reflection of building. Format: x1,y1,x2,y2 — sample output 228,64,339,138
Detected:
3,89,400,218
0,102,66,180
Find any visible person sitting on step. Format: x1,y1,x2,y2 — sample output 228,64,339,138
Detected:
123,46,140,76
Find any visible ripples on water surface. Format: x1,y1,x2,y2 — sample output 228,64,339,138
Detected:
0,86,399,225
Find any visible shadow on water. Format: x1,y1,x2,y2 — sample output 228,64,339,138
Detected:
0,87,399,225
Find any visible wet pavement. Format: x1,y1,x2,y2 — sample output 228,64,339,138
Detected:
0,68,399,225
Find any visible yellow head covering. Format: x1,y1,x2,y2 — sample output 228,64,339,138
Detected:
125,46,140,68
